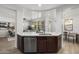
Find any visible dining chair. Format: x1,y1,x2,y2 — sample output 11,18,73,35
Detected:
67,32,76,43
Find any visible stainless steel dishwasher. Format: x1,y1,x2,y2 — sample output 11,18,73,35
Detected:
24,37,37,52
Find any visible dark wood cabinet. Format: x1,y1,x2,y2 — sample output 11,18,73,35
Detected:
47,37,58,52
58,35,61,50
37,37,47,52
17,35,24,52
76,34,79,43
37,36,61,53
17,35,62,53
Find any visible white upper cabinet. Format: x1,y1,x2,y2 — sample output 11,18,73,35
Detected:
45,9,56,20
32,12,42,19
45,9,56,32
23,8,42,20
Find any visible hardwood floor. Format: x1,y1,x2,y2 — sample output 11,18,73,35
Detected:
58,40,79,54
0,37,21,54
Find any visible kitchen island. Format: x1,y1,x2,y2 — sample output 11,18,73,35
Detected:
17,32,62,53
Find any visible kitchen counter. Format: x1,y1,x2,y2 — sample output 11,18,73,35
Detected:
18,32,61,36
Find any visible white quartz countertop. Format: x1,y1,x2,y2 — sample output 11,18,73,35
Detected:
18,32,61,36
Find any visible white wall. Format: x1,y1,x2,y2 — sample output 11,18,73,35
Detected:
0,6,16,23
55,7,63,33
62,5,79,33
70,8,79,33
54,4,79,34
16,8,23,35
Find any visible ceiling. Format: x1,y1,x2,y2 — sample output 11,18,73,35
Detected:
17,4,63,11
0,4,63,11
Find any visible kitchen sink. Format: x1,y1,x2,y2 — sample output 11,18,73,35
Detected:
39,33,52,35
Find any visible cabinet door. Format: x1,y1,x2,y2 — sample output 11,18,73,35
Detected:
47,37,58,53
37,37,47,52
17,35,24,52
58,35,61,50
17,35,20,49
20,37,24,52
76,34,79,43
